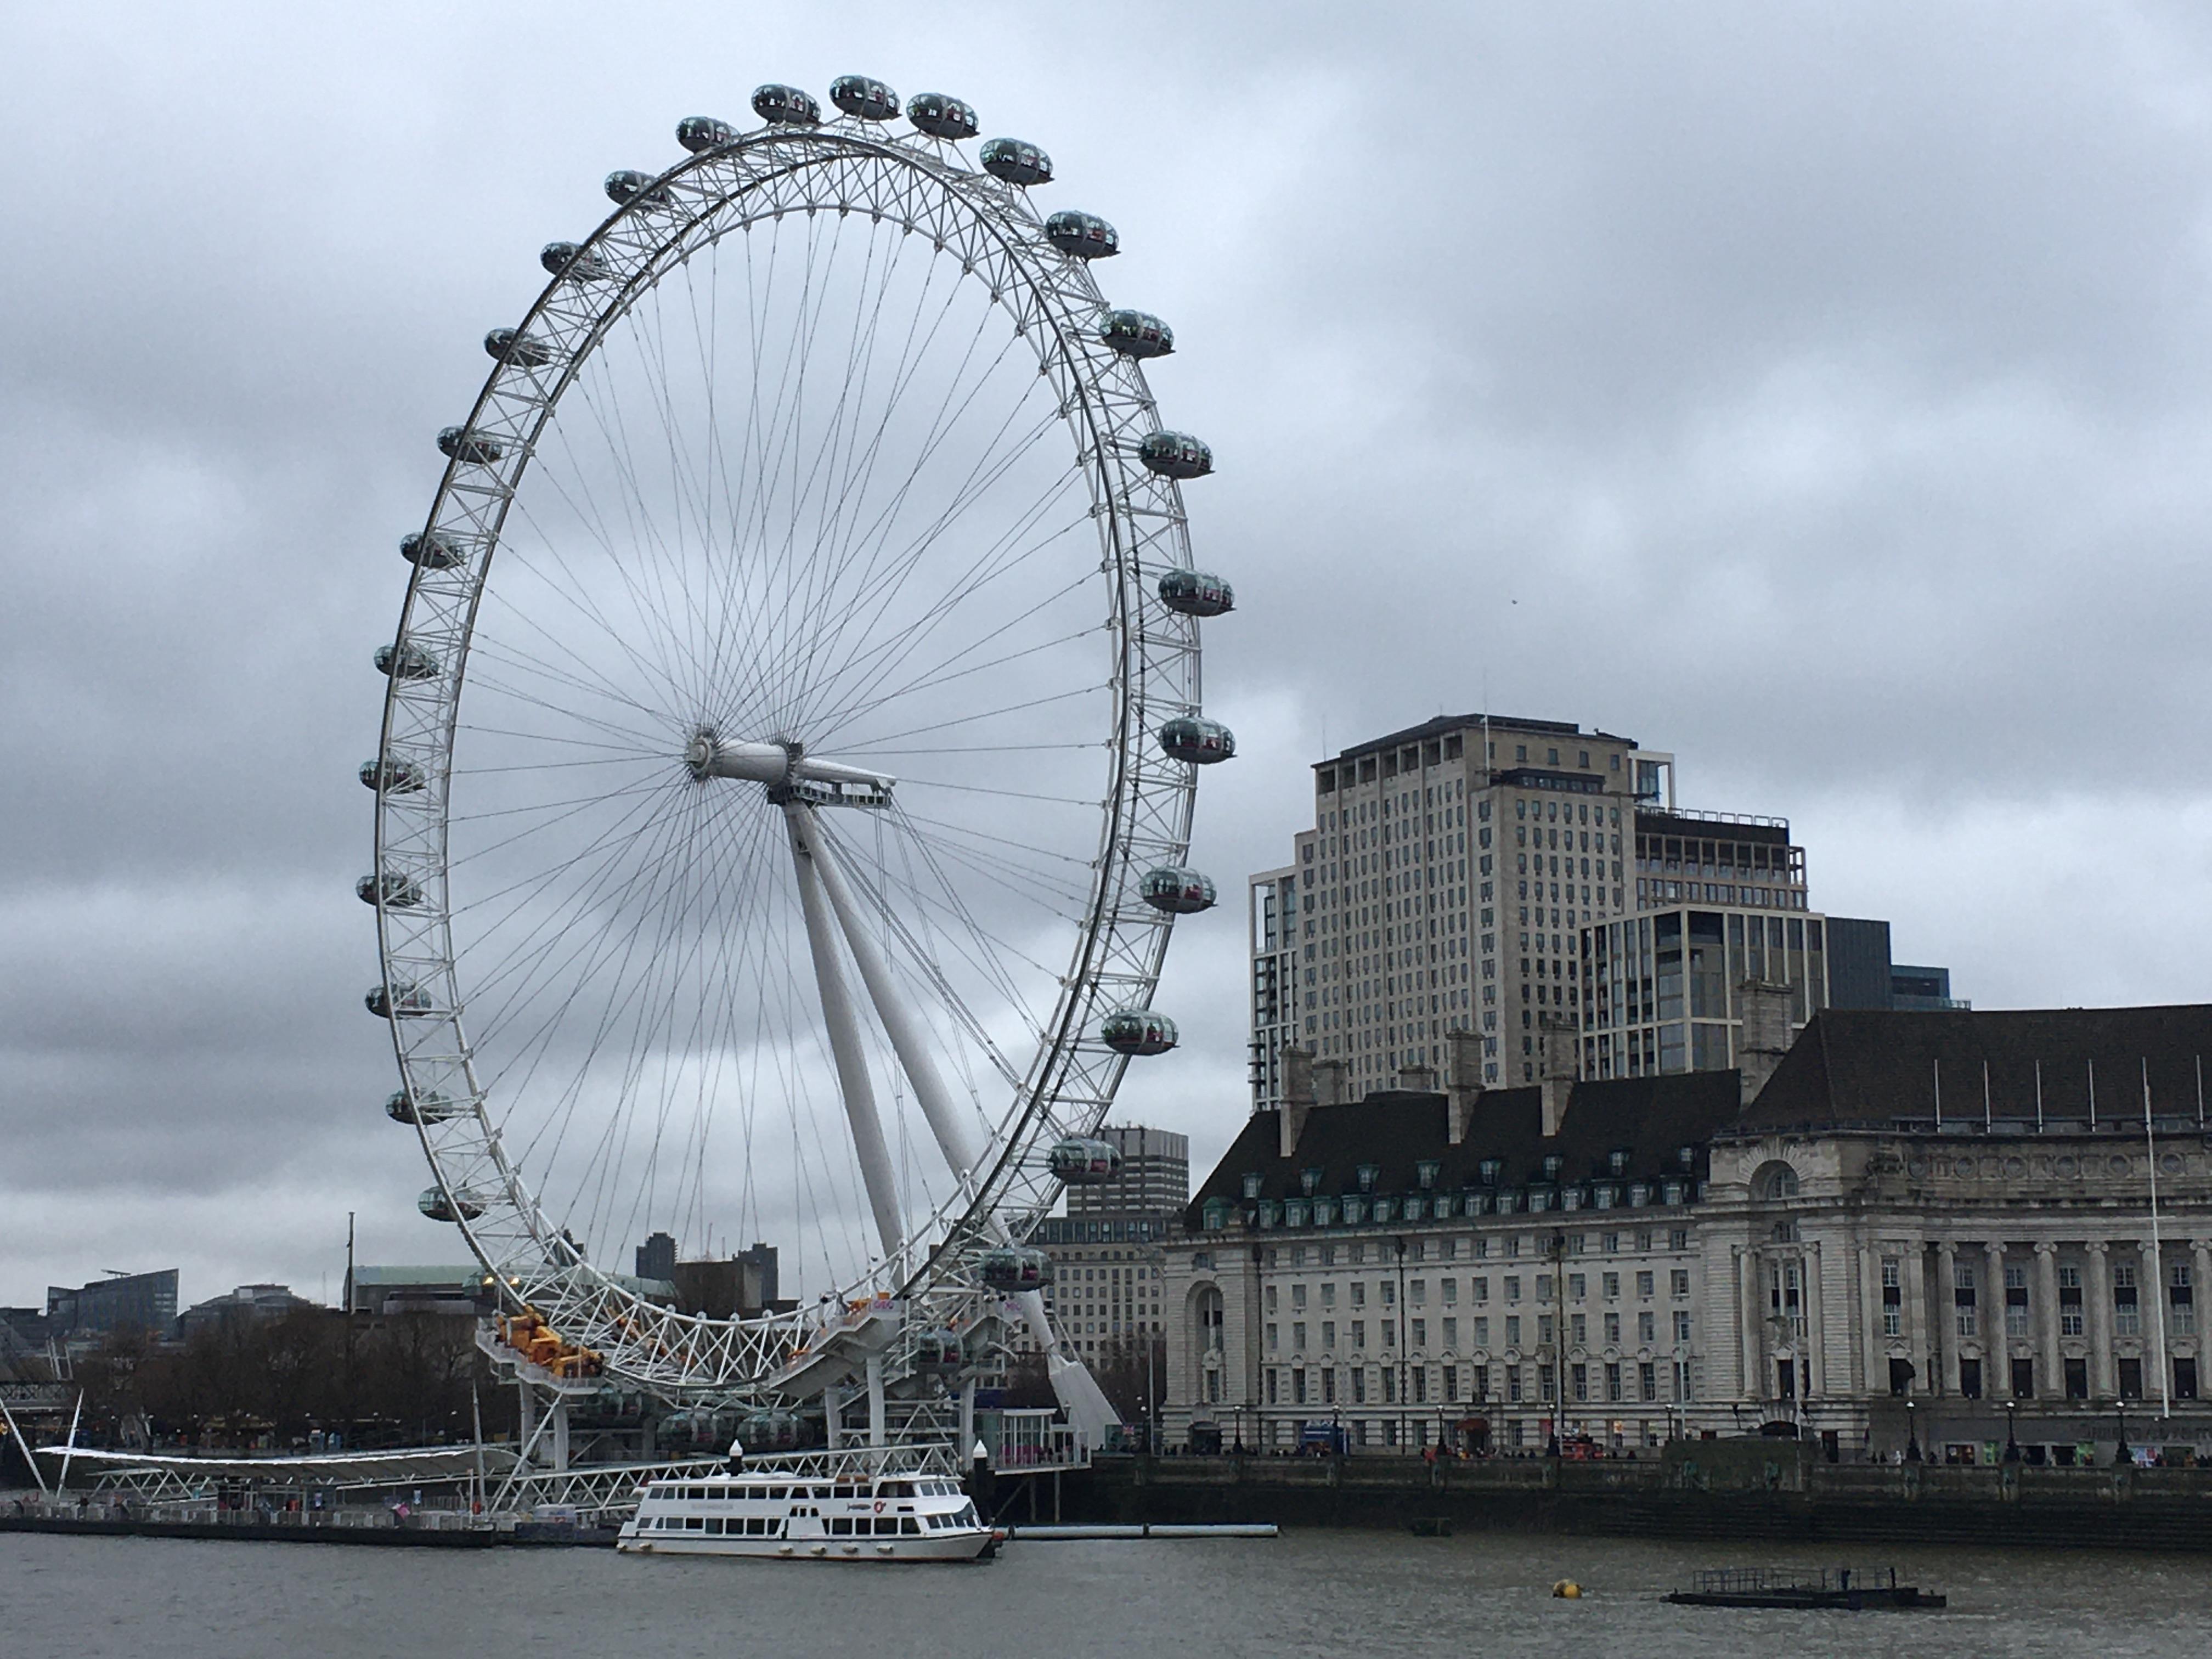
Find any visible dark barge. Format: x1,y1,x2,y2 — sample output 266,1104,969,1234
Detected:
1666,1567,1945,1610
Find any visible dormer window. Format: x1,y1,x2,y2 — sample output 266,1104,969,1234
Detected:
1357,1163,1380,1193
1301,1167,1323,1197
1607,1149,1630,1176
1415,1159,1441,1190
1541,1154,1564,1180
1200,1198,1233,1231
1676,1146,1696,1172
1477,1158,1503,1186
1241,1172,1263,1199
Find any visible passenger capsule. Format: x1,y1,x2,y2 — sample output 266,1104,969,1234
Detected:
540,241,611,281
1139,430,1212,479
386,1088,465,1125
356,871,424,909
736,1407,810,1452
1045,210,1119,259
1102,1008,1178,1056
437,426,503,466
830,75,900,121
483,327,552,368
375,641,439,681
1099,309,1172,359
366,981,437,1019
1141,866,1218,915
400,531,464,569
1158,715,1234,764
359,757,426,793
417,1186,484,1224
980,137,1052,187
977,1245,1053,1294
912,1327,966,1375
1048,1136,1124,1185
751,84,822,126
1157,568,1234,618
375,641,440,681
605,170,673,208
905,92,978,140
676,115,736,154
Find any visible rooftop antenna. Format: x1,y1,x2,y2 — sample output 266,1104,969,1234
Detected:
2088,1058,2097,1130
2034,1059,2044,1133
1982,1060,1992,1132
1932,1058,1942,1131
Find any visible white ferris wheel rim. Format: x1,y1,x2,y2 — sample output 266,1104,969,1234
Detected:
368,111,1206,1398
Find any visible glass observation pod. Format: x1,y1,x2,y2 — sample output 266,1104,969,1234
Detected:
356,870,423,909
1101,1008,1178,1056
1048,1136,1124,1184
737,1408,810,1452
978,1245,1053,1293
605,170,673,208
375,641,440,681
365,981,438,1019
906,92,978,139
980,137,1052,187
1140,866,1217,914
437,426,502,465
676,115,736,154
417,1186,484,1224
483,328,553,368
400,531,464,569
1045,210,1119,259
1157,568,1233,617
359,757,425,793
751,83,822,125
540,241,611,282
386,1088,464,1125
1099,309,1172,359
1158,716,1234,764
912,1328,966,1374
830,75,901,121
1139,431,1212,479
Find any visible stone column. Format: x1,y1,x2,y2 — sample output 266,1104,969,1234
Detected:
1984,1240,2011,1401
1937,1240,1960,1396
1858,1243,1884,1397
1734,1245,1761,1402
2196,1240,2212,1356
2035,1242,2061,1399
2087,1241,2115,1398
1905,1241,1931,1399
1805,1242,1826,1398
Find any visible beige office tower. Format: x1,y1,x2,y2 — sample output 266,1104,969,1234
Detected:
1248,715,1673,1109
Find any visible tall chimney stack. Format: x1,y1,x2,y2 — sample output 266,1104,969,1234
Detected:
1446,1028,1484,1146
1736,979,1795,1105
1538,1013,1579,1137
1280,1043,1315,1158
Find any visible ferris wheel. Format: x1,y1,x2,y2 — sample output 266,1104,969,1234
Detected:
362,76,1233,1437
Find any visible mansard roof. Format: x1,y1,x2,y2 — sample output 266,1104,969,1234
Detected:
1187,1072,1741,1226
1736,1003,2212,1135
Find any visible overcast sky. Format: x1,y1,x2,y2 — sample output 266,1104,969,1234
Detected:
7,3,2212,1310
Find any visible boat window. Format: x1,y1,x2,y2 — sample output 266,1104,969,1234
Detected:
685,1516,704,1530
901,1517,921,1535
705,1517,724,1535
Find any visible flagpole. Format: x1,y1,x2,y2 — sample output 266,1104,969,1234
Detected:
2143,1059,2170,1421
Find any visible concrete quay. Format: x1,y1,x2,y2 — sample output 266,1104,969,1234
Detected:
1062,1444,2212,1553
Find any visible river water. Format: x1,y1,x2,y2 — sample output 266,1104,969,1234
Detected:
2,1528,2203,1658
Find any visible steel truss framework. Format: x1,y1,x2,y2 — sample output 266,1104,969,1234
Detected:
370,113,1207,1402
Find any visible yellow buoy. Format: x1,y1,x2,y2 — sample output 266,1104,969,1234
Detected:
1552,1579,1583,1599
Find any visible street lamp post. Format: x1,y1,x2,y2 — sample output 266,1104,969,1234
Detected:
1905,1398,1921,1463
2113,1398,2129,1467
2004,1399,2020,1464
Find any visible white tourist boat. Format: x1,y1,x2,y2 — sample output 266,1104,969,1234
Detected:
617,1448,996,1563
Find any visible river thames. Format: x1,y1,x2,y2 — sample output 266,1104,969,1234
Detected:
2,1528,2205,1657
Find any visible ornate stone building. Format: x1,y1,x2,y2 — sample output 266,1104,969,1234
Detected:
1163,1006,2212,1464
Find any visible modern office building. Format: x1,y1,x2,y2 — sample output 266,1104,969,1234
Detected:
1018,1126,1190,1360
1825,917,1967,1013
44,1270,179,1340
1579,905,1832,1078
1065,1125,1190,1218
1892,964,1967,1012
1251,713,1674,1108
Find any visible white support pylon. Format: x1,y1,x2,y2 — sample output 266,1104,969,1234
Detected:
786,803,905,1265
793,807,1121,1443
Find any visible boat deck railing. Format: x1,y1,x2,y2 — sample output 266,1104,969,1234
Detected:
1689,1567,1900,1595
